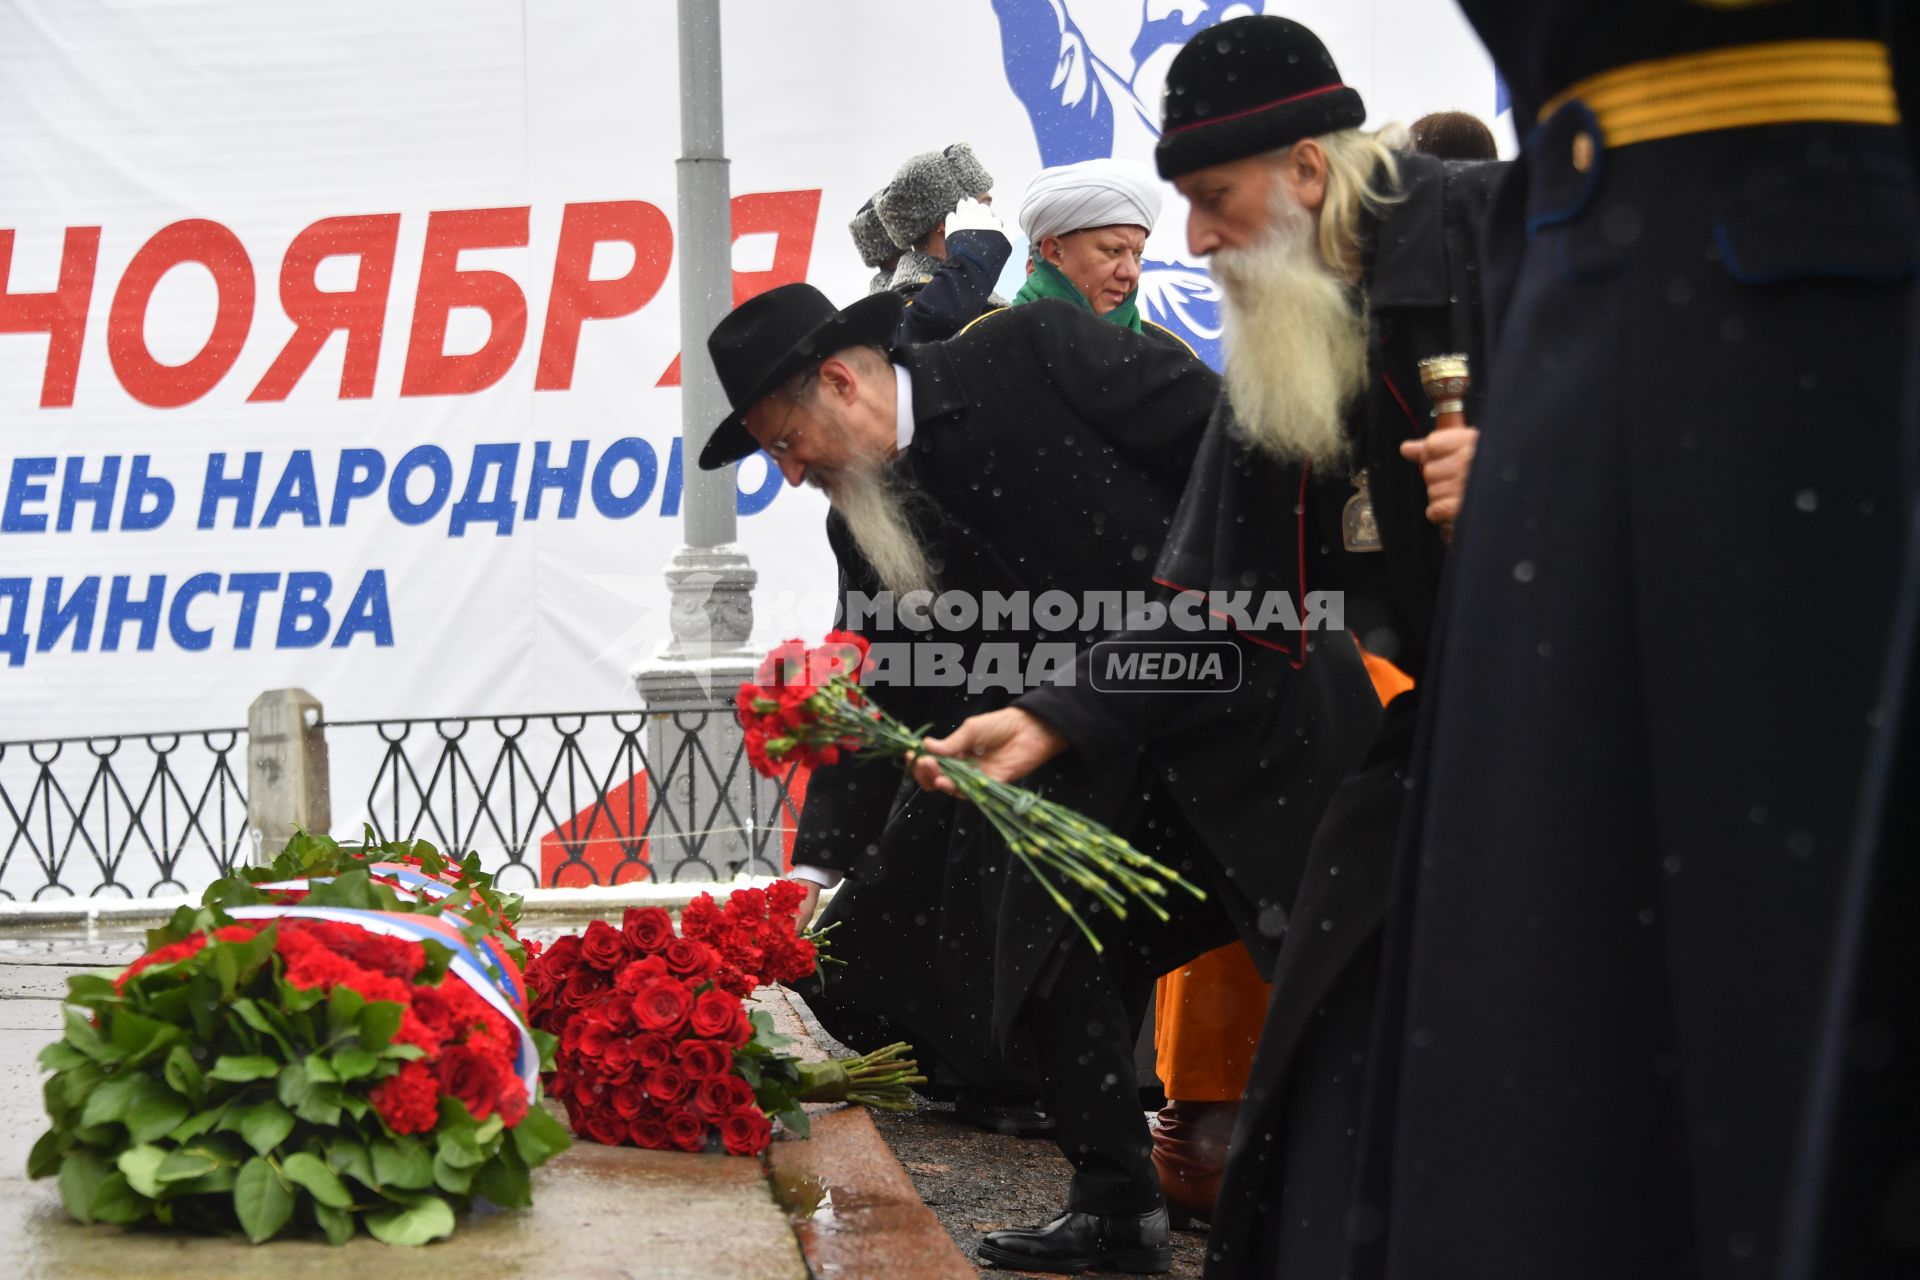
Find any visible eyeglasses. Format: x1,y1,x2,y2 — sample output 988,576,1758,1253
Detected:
765,371,817,456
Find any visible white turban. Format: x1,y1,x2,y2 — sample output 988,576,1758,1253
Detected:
1017,159,1162,247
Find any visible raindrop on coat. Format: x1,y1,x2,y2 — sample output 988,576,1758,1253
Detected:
1512,560,1536,583
1794,489,1818,513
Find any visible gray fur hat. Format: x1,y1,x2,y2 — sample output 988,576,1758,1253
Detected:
875,143,994,248
848,195,897,269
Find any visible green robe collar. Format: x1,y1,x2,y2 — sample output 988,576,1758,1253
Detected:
1010,259,1143,332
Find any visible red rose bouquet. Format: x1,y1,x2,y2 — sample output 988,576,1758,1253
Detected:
736,631,1205,951
30,838,569,1246
527,885,922,1157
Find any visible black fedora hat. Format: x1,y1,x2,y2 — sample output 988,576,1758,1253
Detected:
698,284,903,471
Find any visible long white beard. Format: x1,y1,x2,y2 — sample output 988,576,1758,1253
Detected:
821,457,936,599
1210,193,1368,471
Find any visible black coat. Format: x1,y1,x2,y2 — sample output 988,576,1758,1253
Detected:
790,300,1376,1076
1365,5,1920,1279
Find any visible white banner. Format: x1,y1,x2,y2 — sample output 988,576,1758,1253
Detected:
0,0,1503,742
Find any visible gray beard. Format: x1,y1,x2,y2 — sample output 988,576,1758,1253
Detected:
1210,194,1368,472
822,459,936,599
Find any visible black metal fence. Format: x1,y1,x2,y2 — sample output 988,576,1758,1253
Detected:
0,711,808,901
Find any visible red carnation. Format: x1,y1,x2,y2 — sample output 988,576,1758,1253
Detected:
371,1059,441,1135
679,894,724,941
646,1063,693,1106
631,979,694,1036
579,919,629,972
767,879,808,916
721,1106,773,1157
622,907,675,954
114,933,208,991
676,1038,731,1083
437,1043,507,1122
689,988,751,1047
666,1109,708,1153
499,1086,529,1128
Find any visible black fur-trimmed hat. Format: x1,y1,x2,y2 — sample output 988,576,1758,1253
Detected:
875,143,994,247
1154,16,1366,179
848,195,896,269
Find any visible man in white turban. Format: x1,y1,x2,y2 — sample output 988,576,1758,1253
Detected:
1014,158,1164,332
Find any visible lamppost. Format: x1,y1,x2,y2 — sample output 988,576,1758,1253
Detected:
633,0,766,878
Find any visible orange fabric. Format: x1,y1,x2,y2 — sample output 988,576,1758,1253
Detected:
1359,646,1415,703
1152,637,1414,1101
1154,944,1270,1101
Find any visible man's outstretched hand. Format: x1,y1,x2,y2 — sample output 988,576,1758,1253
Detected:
910,708,1069,794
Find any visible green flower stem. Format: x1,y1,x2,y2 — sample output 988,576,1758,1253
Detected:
792,1043,927,1111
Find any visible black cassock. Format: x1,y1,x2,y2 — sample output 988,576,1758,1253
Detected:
1015,151,1502,1278
1359,4,1920,1280
787,300,1378,1214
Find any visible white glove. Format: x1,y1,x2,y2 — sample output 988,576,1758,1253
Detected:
944,195,1004,237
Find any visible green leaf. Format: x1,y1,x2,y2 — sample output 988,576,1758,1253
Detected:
213,943,240,996
471,1142,532,1209
89,1171,150,1225
370,1136,435,1190
776,1104,809,1141
435,1128,485,1170
327,1137,378,1191
232,1156,293,1244
235,1099,295,1156
162,1044,205,1105
332,1048,378,1081
126,1091,191,1145
167,1108,222,1143
58,1149,111,1223
430,1153,475,1194
275,1060,310,1108
63,973,118,1004
230,999,293,1058
325,984,366,1034
282,1152,353,1208
365,1192,455,1246
117,1144,168,1198
79,1072,143,1129
156,1147,224,1184
38,1042,89,1073
295,1090,342,1127
63,1007,119,1064
27,1127,66,1180
208,1055,279,1083
304,1053,339,1085
357,1001,403,1050
315,1201,355,1246
509,1104,573,1168
106,1010,182,1066
472,1114,505,1147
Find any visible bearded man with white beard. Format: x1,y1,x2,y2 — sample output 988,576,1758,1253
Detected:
913,15,1504,1276
698,280,1379,1275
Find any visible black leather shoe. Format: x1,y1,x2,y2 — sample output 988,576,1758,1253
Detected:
955,1090,1057,1136
977,1207,1172,1274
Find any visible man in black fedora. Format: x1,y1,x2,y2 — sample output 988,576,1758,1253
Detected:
700,281,1377,1273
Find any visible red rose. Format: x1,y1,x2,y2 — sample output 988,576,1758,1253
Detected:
631,979,694,1035
584,1108,627,1146
622,907,675,955
436,1044,506,1122
646,1063,692,1106
692,1076,736,1124
537,934,583,984
578,1016,617,1059
628,1113,670,1150
676,1039,731,1082
721,1106,773,1157
666,1109,708,1153
579,920,629,972
663,937,719,982
629,1033,675,1070
371,1059,440,1135
614,955,670,995
563,966,610,1009
688,988,751,1046
611,1079,648,1120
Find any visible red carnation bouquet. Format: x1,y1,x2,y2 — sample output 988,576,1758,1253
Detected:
736,631,1205,951
31,837,568,1246
527,884,922,1156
